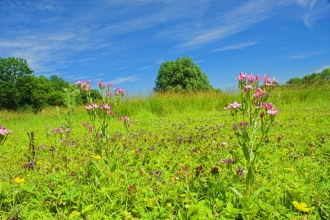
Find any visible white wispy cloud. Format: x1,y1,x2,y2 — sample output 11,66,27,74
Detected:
294,0,330,28
211,41,260,52
139,65,153,70
115,66,129,71
175,0,288,50
78,58,96,63
289,50,327,59
107,75,141,85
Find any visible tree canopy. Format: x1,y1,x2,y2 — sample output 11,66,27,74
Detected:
154,56,213,92
0,57,34,82
0,57,101,112
285,68,330,86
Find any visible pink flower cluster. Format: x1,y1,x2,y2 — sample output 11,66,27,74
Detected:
118,116,130,121
253,88,268,98
236,72,276,87
85,103,114,115
85,104,99,110
224,101,242,110
257,103,279,116
114,87,125,96
236,72,261,83
0,126,12,136
98,81,112,90
76,80,91,91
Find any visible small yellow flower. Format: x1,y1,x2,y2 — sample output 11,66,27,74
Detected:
285,168,295,171
292,201,311,212
14,177,25,184
294,132,299,135
92,155,101,160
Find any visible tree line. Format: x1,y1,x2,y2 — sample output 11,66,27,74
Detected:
0,57,100,112
285,68,330,86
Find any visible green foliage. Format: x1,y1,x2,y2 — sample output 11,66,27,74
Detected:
155,56,213,92
0,84,330,219
76,88,102,105
0,57,33,82
0,57,95,112
286,68,330,86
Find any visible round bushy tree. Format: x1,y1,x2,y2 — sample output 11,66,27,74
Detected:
154,56,213,92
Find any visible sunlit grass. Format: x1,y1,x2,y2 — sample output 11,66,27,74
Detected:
0,86,329,219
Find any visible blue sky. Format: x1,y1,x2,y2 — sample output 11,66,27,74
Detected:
1,0,330,93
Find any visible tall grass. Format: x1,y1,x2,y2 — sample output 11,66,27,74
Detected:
0,85,329,219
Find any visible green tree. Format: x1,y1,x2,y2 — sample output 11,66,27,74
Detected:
0,57,33,82
154,56,213,92
16,75,53,112
0,57,34,110
286,77,302,86
49,75,70,91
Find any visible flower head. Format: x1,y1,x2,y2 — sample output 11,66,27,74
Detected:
85,104,99,110
236,72,248,81
0,126,12,135
101,104,111,111
224,101,242,110
292,201,311,212
92,155,101,160
14,177,25,184
236,166,244,175
266,108,279,116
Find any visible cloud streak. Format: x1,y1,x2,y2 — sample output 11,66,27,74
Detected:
175,1,289,49
211,41,260,52
289,50,327,59
107,75,141,85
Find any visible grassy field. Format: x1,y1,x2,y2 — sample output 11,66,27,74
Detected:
0,85,329,219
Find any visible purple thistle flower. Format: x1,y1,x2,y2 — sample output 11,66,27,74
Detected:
236,166,244,175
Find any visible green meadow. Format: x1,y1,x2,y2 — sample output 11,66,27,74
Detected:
0,85,329,219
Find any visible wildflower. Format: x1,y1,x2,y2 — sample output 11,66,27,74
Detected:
285,167,295,171
265,77,277,86
221,158,234,164
98,81,106,89
85,104,99,110
244,85,253,92
236,72,248,81
92,155,101,160
107,110,115,115
247,74,256,83
253,88,267,98
101,104,111,111
82,122,89,126
292,201,311,212
40,145,46,149
266,108,279,116
224,101,242,110
26,161,35,169
236,166,244,175
0,126,12,135
88,124,93,133
14,177,25,184
118,116,129,121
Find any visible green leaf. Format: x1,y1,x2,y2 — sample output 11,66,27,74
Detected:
230,187,243,199
81,204,94,214
242,142,250,161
